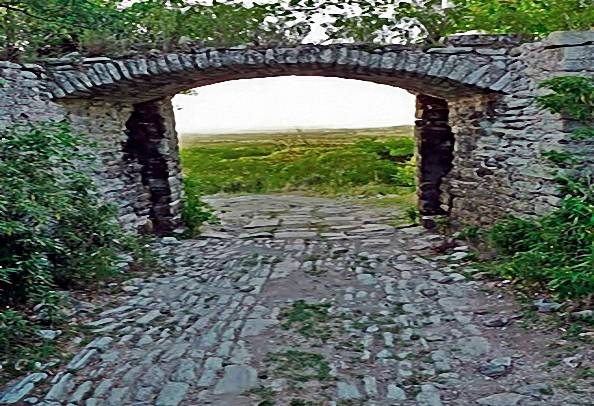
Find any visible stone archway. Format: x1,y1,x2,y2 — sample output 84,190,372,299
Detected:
53,47,511,234
120,83,458,235
2,32,592,235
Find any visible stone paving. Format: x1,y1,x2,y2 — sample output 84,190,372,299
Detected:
4,195,593,405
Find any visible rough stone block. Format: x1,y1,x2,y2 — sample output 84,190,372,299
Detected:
546,31,594,47
427,46,474,54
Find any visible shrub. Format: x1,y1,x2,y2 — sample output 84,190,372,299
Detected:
355,137,415,161
0,310,35,354
488,176,593,300
0,123,142,307
181,177,219,237
536,76,594,122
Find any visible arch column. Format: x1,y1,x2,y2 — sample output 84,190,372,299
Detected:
124,98,184,235
415,95,455,225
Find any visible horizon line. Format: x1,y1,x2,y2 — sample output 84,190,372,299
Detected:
178,124,414,136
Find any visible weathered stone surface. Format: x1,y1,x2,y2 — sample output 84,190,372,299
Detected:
515,383,553,399
337,381,361,399
67,349,99,371
456,336,491,357
3,195,590,405
0,373,47,404
45,373,74,401
155,382,189,406
416,384,442,406
386,384,407,400
477,393,529,406
213,365,258,394
546,31,594,47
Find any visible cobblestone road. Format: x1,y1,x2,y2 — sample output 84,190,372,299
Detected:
9,195,593,405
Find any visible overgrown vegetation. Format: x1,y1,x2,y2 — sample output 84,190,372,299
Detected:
181,177,220,237
2,1,593,61
0,123,152,379
180,129,417,234
485,76,593,301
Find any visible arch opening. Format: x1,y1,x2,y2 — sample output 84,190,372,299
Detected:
121,76,458,235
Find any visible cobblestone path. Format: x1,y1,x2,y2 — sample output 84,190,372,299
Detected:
13,195,593,405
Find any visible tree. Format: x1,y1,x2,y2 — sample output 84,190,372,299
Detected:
0,0,126,60
1,0,592,61
446,0,594,37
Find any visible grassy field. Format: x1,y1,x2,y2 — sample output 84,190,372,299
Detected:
179,126,418,231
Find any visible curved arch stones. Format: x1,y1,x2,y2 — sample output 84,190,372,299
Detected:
45,44,516,102
1,31,593,234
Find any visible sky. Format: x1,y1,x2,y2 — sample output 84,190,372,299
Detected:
172,77,416,134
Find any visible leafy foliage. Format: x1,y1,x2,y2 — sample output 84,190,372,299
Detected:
181,177,219,237
542,150,579,165
0,123,157,381
445,0,594,38
0,0,127,60
537,77,593,165
0,0,275,60
0,309,57,383
0,310,33,354
537,76,594,123
0,123,145,307
488,183,593,300
121,0,278,49
2,1,593,61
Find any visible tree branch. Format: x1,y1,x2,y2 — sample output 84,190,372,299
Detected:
0,3,95,30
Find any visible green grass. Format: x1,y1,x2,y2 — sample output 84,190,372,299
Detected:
180,127,417,232
280,300,333,341
266,350,332,382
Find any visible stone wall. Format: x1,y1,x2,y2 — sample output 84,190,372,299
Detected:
61,100,151,232
1,31,593,233
0,67,155,233
439,32,594,226
0,61,64,127
54,98,184,235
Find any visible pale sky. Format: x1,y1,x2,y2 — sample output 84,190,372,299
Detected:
172,76,416,134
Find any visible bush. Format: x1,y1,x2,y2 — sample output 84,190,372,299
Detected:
355,137,415,161
0,310,35,354
488,180,593,300
182,177,219,237
0,123,141,307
